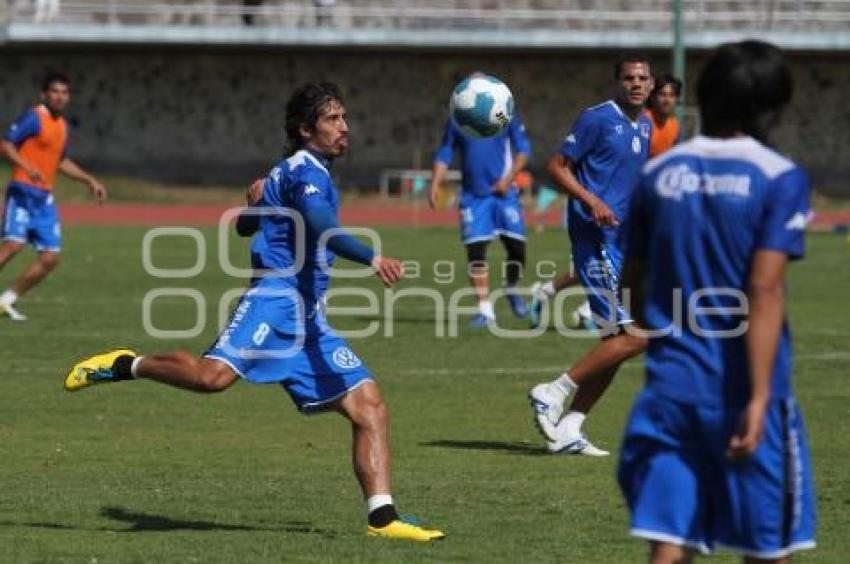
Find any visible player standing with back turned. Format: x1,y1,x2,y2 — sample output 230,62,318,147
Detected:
618,40,816,562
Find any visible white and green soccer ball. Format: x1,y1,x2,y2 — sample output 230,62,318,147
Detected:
449,74,515,138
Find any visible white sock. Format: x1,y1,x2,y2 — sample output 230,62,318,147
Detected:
479,299,495,320
540,281,556,297
0,289,18,305
576,300,592,319
561,411,586,438
130,356,145,377
367,494,394,513
551,372,578,399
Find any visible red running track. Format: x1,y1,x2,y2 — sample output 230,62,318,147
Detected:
34,203,850,230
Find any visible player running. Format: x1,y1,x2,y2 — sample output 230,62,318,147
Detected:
429,85,532,327
63,83,444,542
0,71,107,321
618,40,816,561
528,53,653,455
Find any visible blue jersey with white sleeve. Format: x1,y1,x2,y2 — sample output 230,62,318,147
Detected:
434,115,531,198
628,136,811,407
559,100,651,245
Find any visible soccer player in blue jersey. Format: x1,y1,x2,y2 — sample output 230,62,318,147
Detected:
528,54,654,455
618,40,816,562
429,94,532,327
63,83,444,542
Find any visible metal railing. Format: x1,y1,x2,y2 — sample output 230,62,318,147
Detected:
3,0,849,31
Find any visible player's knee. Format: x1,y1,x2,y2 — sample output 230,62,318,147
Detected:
39,252,60,270
0,240,24,257
192,355,236,392
353,387,389,430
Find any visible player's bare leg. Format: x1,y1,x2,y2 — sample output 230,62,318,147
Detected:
0,241,29,320
0,240,24,269
131,353,238,392
335,381,392,498
650,541,695,564
530,329,646,453
9,250,61,296
64,350,238,393
334,381,444,541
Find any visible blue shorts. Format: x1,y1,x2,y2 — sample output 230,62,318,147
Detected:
459,192,525,244
618,388,816,558
572,240,630,326
204,284,372,413
2,183,61,252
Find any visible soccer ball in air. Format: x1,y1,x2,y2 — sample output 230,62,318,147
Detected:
449,74,515,138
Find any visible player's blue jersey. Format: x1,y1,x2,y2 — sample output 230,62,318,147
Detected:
558,100,651,245
628,135,811,407
250,149,338,307
434,115,531,198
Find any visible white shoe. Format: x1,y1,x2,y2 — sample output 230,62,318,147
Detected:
547,433,609,457
0,301,27,321
528,383,566,441
570,300,595,330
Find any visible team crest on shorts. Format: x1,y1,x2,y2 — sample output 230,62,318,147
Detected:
332,347,362,369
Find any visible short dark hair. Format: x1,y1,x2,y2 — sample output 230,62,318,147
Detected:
697,40,793,142
650,74,683,99
284,82,344,155
42,71,70,92
614,52,651,79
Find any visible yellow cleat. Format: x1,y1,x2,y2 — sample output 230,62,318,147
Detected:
64,349,136,392
367,520,445,542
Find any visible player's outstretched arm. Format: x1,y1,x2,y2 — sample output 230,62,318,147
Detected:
547,153,618,227
59,158,106,203
429,161,448,209
0,140,45,183
728,249,788,460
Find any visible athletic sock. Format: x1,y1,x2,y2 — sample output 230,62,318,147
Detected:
551,372,578,399
560,411,586,438
478,299,495,320
0,289,18,305
540,281,556,297
576,300,592,318
111,355,137,380
367,495,399,527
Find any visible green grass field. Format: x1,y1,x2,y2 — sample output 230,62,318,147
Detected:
1,225,848,563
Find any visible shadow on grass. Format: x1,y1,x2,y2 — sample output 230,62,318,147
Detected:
2,506,333,537
421,439,547,455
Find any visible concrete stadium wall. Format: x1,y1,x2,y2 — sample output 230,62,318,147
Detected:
0,47,847,195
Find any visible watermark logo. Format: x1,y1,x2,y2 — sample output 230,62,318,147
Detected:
140,205,754,359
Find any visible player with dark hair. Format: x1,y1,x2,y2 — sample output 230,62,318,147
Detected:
429,75,532,327
0,71,107,321
527,53,653,455
63,83,445,542
646,73,683,157
619,40,815,561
